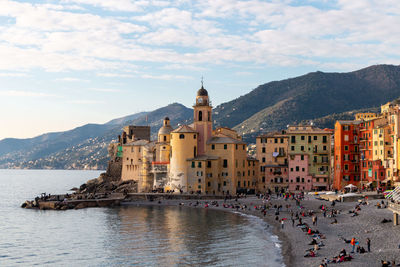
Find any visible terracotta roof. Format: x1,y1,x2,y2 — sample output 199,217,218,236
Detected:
207,135,245,144
257,131,288,138
123,140,150,146
172,125,197,133
336,120,362,125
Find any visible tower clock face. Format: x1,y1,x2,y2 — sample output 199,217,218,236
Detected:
198,98,203,104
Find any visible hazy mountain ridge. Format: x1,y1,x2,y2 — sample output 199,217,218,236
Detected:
1,64,400,169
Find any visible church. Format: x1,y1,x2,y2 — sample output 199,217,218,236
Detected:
118,85,259,195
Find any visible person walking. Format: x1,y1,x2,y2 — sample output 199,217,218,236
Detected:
367,238,371,252
351,237,356,253
281,219,284,229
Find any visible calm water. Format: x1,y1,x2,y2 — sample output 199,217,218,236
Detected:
0,169,283,266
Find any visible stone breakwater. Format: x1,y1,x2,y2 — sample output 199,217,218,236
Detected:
21,172,136,210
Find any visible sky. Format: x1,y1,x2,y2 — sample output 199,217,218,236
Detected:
1,0,400,140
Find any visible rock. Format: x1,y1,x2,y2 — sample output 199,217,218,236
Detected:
21,202,27,208
70,187,79,191
60,205,68,210
74,203,88,209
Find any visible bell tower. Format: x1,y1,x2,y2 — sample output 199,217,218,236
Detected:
193,82,212,155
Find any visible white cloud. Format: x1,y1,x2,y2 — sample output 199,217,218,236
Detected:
140,74,191,80
68,99,104,104
97,73,135,78
87,88,121,92
0,0,399,73
0,72,30,77
55,77,90,82
0,90,56,97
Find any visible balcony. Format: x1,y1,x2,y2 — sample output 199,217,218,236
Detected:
313,149,329,154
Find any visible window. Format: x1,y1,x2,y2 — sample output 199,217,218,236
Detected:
291,136,296,143
296,166,299,171
163,136,167,142
301,178,304,183
344,145,349,151
223,181,226,186
280,138,284,143
179,134,185,139
313,136,317,140
194,135,196,139
224,144,227,150
262,177,265,182
344,135,349,141
262,147,266,153
323,136,327,143
236,144,238,150
194,146,197,157
212,144,215,150
308,136,311,143
301,146,304,151
243,145,245,150
238,181,241,187
301,155,304,160
207,161,211,168
301,136,305,140
291,146,295,151
274,138,278,143
344,164,348,170
198,179,201,182
208,182,211,187
262,157,266,163
290,168,293,172
323,145,327,151
198,162,202,168
302,168,305,172
191,162,195,168
198,111,203,121
223,159,228,168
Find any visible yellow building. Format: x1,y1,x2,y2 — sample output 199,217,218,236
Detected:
355,113,377,121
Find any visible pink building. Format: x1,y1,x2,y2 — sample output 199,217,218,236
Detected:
288,154,313,191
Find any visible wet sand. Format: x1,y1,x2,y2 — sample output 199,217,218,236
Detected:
125,195,400,267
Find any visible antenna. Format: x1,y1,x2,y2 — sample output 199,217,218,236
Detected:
201,76,204,87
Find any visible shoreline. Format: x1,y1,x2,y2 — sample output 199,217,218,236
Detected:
123,195,400,267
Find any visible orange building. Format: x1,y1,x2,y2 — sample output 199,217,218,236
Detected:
333,120,361,189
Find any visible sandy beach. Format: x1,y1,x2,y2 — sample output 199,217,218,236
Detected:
124,195,400,267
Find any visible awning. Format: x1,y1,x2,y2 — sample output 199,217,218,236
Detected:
344,184,357,189
272,152,279,157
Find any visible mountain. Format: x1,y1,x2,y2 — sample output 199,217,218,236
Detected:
0,103,192,169
212,64,400,141
2,64,400,169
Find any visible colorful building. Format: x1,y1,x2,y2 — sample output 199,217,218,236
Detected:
118,85,258,195
333,120,361,189
286,125,331,191
256,132,289,193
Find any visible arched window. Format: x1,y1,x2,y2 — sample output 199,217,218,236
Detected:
163,136,167,141
179,134,185,139
199,111,203,121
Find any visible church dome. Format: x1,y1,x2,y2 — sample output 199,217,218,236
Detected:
158,125,173,135
197,86,208,96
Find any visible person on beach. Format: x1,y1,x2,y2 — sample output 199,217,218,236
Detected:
366,238,371,252
281,219,284,229
350,237,356,253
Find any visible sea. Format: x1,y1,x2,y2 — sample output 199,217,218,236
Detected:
0,169,284,267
